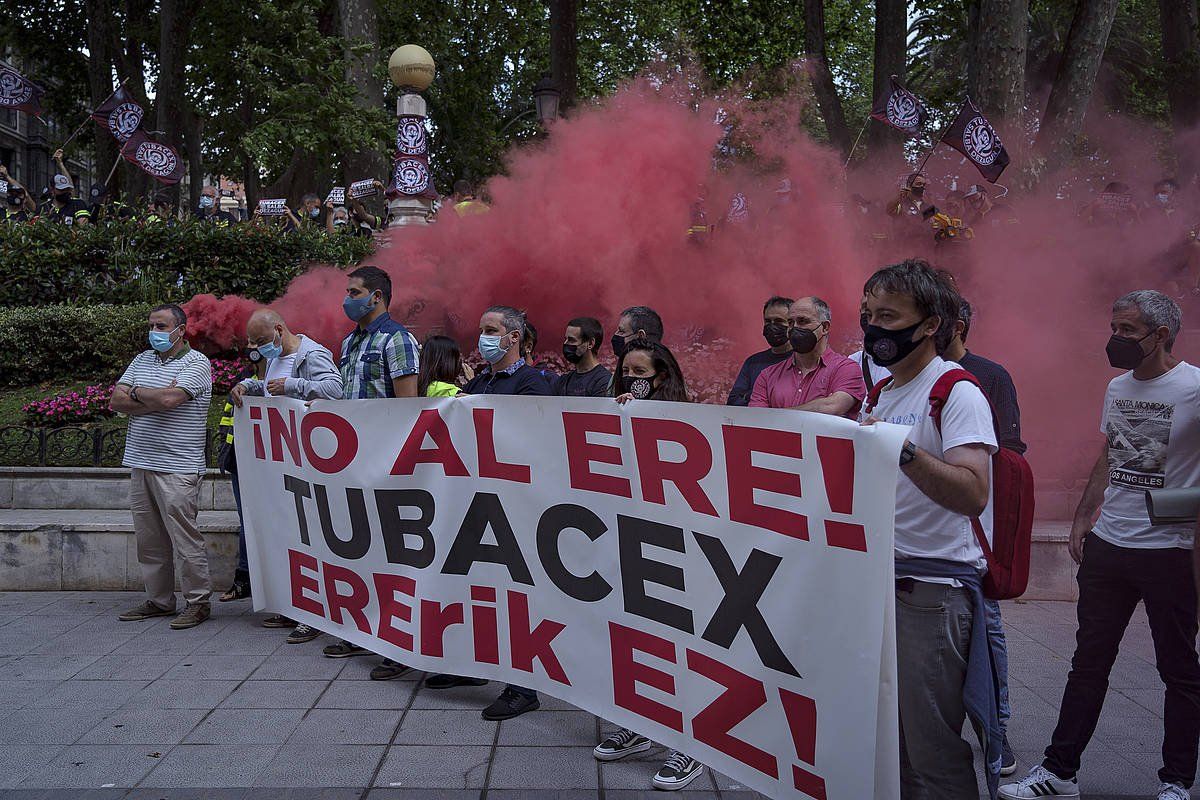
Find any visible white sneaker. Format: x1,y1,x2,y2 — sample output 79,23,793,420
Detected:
1157,782,1190,800
652,751,704,791
998,765,1080,799
593,727,651,761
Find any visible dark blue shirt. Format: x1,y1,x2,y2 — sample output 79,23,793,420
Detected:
553,364,612,397
727,349,791,406
464,359,552,396
957,351,1026,454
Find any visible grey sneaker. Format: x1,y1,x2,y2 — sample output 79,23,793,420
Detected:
652,751,704,791
118,600,176,621
169,603,211,630
594,727,652,761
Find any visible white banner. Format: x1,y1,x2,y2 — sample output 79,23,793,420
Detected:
236,395,904,799
256,198,287,216
327,186,345,206
349,179,378,199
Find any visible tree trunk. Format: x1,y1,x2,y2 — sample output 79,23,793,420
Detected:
155,0,200,203
550,0,579,110
1159,0,1200,180
84,0,120,193
337,0,387,182
1035,0,1120,171
866,0,907,158
803,0,852,157
968,0,1029,132
183,110,204,212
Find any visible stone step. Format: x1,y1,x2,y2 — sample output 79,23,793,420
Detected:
0,467,235,512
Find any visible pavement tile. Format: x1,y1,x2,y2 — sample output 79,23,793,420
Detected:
605,792,720,800
29,679,148,709
497,710,596,747
78,708,209,745
316,680,418,710
489,792,601,800
709,768,764,794
192,630,287,656
603,756,719,791
0,746,65,789
74,655,183,681
364,791,483,800
183,708,307,745
123,790,250,800
124,679,240,709
139,744,280,788
0,655,101,681
1115,687,1166,718
337,658,423,681
488,746,598,789
217,679,329,709
372,744,491,789
161,654,268,681
0,707,113,744
248,654,346,681
286,709,401,745
0,681,61,711
393,709,497,746
16,745,162,789
251,744,385,787
407,681,499,711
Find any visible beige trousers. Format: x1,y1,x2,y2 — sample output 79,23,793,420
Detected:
130,468,211,607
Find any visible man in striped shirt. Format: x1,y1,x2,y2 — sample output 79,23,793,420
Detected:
110,303,214,630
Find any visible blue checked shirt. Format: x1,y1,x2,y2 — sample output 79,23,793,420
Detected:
339,312,419,399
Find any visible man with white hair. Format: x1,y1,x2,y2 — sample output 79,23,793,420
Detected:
1002,290,1200,800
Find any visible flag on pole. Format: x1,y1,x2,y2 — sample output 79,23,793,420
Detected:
90,87,145,143
0,66,45,116
870,76,928,136
120,130,185,184
941,97,1010,183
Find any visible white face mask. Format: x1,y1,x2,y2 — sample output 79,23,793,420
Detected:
1156,193,1170,205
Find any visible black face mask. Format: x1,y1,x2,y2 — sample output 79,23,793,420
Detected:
562,343,584,364
611,332,629,359
1106,331,1154,370
788,325,822,354
763,322,789,348
863,318,929,367
910,185,925,198
621,376,656,399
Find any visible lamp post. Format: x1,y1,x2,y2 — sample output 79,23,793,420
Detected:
386,44,436,227
533,74,561,127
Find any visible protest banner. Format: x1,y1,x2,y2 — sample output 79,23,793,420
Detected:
256,198,288,216
349,179,378,199
327,186,346,206
235,395,905,799
0,180,7,197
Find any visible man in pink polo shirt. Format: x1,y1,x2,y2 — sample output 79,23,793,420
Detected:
748,295,866,417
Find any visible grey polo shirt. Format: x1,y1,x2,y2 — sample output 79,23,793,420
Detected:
117,345,212,473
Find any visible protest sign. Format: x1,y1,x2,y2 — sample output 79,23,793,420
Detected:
327,186,345,206
236,395,904,799
349,179,378,199
256,198,288,216
0,180,7,196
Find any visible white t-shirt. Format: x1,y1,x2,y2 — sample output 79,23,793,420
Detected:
1093,361,1200,550
862,357,998,572
265,351,298,396
849,350,893,388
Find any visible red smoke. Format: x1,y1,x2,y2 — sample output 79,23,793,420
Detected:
183,74,1198,498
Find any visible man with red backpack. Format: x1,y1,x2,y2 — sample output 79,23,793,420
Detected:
860,259,1003,799
1002,290,1200,800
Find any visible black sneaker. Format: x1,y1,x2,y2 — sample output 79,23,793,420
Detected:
1001,734,1017,776
261,614,296,629
286,623,321,644
370,659,412,680
652,751,704,791
481,687,540,720
594,727,652,761
322,639,370,658
424,673,488,690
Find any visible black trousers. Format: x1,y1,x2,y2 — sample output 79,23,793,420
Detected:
1043,535,1200,787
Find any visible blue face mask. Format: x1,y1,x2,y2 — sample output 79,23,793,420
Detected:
478,333,509,364
309,207,320,219
343,293,376,322
256,332,283,360
199,195,214,209
149,326,179,353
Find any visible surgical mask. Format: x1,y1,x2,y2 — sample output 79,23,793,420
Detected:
621,376,656,399
788,324,823,354
199,195,214,209
342,293,376,322
862,318,929,367
562,343,584,364
611,332,629,359
763,323,789,348
479,333,509,364
256,332,283,361
148,326,179,353
334,217,348,226
1156,193,1170,205
309,207,320,219
1106,331,1155,370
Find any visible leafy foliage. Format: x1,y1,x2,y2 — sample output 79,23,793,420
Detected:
0,303,152,387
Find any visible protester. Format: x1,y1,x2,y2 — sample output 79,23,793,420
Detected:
1149,178,1181,219
611,305,664,359
727,296,793,406
1001,291,1200,800
88,185,131,223
215,350,265,603
110,304,214,630
553,316,611,396
747,296,865,415
423,306,549,720
196,185,237,225
859,260,1000,799
598,337,705,790
452,179,489,216
318,265,420,678
145,192,175,225
283,193,322,230
1085,182,1141,227
417,335,465,397
47,150,90,226
325,200,352,233
0,164,36,221
886,172,928,219
521,320,540,366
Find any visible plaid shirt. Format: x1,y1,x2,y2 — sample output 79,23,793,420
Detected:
339,312,419,399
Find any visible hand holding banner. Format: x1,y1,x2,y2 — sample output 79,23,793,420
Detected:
256,198,288,216
349,179,378,199
327,187,346,206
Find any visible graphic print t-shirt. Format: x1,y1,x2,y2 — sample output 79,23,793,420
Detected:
1094,361,1200,550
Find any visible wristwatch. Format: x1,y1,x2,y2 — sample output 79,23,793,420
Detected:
899,441,917,466
129,385,141,403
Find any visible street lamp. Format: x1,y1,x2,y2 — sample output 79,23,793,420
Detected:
533,74,561,126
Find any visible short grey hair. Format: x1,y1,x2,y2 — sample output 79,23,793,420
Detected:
485,305,526,338
1113,290,1182,351
796,296,832,323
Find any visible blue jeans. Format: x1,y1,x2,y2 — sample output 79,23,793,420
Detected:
985,598,1011,733
230,472,249,573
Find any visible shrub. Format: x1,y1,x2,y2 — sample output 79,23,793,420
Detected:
22,384,115,425
210,358,246,394
0,303,152,387
0,218,373,308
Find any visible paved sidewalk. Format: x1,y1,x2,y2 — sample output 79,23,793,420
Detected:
0,592,1185,799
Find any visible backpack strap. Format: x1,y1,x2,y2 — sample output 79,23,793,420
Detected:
862,373,894,416
860,353,875,394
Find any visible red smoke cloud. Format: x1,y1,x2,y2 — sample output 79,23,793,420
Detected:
183,75,1198,495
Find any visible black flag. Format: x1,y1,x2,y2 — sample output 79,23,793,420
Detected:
0,66,45,116
942,97,1010,183
121,130,185,184
870,76,928,136
90,87,145,143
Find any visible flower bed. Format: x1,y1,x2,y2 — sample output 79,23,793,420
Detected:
22,384,115,426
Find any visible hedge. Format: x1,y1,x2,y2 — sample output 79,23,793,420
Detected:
0,303,153,386
1,218,373,308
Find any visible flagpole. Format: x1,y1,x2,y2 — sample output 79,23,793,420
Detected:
104,153,122,186
914,99,963,176
843,120,870,169
58,77,130,153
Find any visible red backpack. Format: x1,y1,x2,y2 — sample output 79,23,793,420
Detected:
866,369,1035,600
